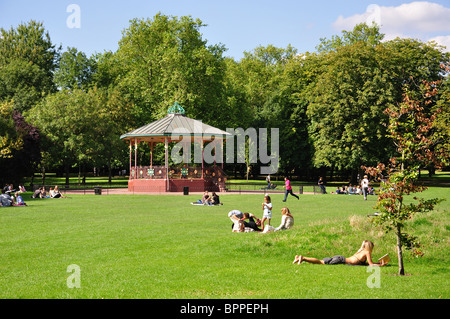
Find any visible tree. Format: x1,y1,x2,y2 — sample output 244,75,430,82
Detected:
115,13,227,127
224,45,302,176
382,38,450,111
0,101,22,160
364,79,448,276
54,47,96,90
307,40,395,176
433,76,450,164
0,101,40,185
316,22,384,53
306,23,449,181
272,52,316,178
27,87,132,185
0,20,59,112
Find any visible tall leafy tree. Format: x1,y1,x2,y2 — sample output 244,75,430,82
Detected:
225,45,302,176
27,88,132,185
0,20,59,112
115,13,227,127
282,52,323,178
306,23,449,180
433,76,450,165
0,101,40,185
307,40,395,176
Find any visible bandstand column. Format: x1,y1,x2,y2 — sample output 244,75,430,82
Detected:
165,136,169,191
221,138,224,170
201,139,204,179
150,142,153,168
134,138,138,179
129,141,132,179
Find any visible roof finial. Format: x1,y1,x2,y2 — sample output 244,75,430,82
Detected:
167,102,185,115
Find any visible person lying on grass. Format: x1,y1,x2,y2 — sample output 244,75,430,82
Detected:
229,211,262,232
292,240,387,266
241,212,262,232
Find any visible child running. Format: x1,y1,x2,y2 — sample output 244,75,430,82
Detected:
261,195,273,230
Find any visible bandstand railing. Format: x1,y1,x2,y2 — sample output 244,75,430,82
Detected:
130,165,227,191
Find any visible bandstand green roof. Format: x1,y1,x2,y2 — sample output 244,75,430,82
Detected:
120,103,231,143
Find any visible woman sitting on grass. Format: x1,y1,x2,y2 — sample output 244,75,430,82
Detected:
51,185,64,198
292,240,387,266
274,207,294,231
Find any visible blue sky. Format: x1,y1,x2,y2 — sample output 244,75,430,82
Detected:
1,0,450,59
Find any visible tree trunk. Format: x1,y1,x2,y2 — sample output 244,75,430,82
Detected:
108,158,112,184
65,161,70,186
41,166,46,186
396,224,405,276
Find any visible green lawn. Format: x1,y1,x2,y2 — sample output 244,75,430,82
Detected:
0,187,448,299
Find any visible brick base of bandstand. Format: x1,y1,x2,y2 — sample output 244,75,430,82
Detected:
128,179,223,193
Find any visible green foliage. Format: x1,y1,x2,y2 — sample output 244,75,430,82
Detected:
0,20,58,112
0,101,22,159
316,22,384,53
306,25,449,175
307,41,395,170
26,88,132,180
115,13,227,127
54,47,96,90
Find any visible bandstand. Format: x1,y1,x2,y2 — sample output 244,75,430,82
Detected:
120,103,231,193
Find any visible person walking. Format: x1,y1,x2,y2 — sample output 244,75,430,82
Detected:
361,175,369,200
318,177,326,194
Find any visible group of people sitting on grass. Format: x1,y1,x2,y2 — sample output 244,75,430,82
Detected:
32,186,64,199
228,195,294,233
1,183,66,207
1,184,27,207
333,185,375,195
191,190,222,205
330,175,376,201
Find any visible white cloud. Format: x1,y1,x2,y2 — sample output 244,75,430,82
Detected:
333,1,450,51
428,35,450,52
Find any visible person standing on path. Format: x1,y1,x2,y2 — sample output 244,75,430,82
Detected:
282,177,299,202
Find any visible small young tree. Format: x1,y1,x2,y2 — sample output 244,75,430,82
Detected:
363,79,448,276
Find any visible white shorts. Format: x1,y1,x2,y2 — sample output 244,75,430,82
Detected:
263,212,272,219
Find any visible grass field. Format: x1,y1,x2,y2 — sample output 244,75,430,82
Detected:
0,187,448,299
